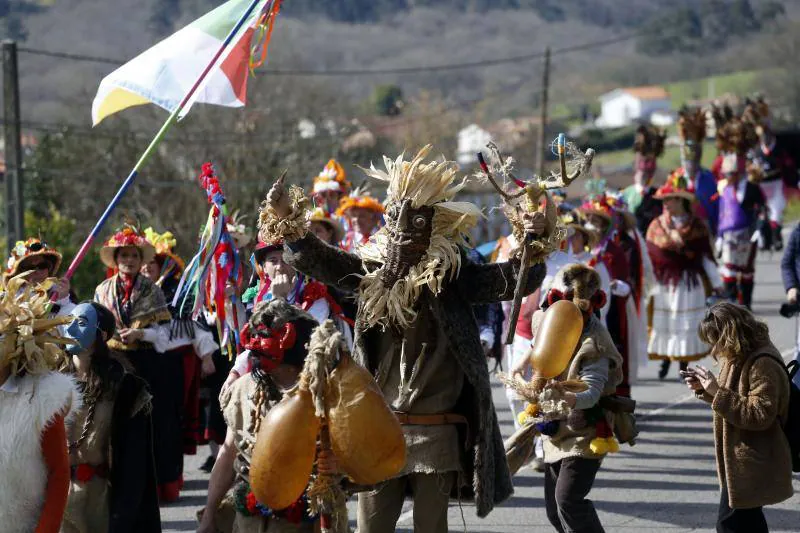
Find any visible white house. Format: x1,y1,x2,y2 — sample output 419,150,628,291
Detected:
457,124,493,166
595,86,672,128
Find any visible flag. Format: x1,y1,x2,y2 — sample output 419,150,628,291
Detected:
91,0,280,125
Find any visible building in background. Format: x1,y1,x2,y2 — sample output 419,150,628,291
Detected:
596,86,672,129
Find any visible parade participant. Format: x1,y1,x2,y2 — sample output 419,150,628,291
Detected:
0,276,77,533
645,175,723,380
622,125,667,234
578,194,635,397
260,145,552,527
142,228,218,457
6,237,74,317
685,302,793,533
93,223,183,502
744,96,797,251
228,239,353,388
335,187,385,253
716,153,765,310
671,106,720,235
512,263,623,533
61,302,161,533
561,211,611,319
308,207,345,247
312,159,351,216
197,299,331,533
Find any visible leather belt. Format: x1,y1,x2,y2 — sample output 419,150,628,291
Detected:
393,412,468,426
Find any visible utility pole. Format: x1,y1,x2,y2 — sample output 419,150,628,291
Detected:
537,47,551,178
3,40,23,255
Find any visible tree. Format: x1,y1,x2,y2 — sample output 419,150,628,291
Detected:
373,85,404,117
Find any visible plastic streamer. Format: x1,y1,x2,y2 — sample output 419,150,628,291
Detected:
249,0,283,71
173,162,244,357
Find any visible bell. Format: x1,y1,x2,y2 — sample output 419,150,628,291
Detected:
530,300,583,379
250,388,320,510
327,354,406,485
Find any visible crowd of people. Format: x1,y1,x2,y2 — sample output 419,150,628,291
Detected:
0,96,798,533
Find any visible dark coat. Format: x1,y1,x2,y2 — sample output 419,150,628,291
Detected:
284,233,546,517
109,372,162,533
781,224,800,292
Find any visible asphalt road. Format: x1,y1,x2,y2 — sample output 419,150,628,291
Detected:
162,245,800,532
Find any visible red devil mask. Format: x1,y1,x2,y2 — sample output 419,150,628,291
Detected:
240,321,297,371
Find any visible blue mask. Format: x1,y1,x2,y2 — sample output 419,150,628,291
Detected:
65,303,100,354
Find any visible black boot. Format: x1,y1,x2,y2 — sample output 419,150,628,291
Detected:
659,359,671,380
774,224,784,251
741,281,755,310
723,280,738,303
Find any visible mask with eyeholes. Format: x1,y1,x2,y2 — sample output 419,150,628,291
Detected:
381,200,435,287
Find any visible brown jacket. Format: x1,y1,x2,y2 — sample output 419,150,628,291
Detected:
700,343,793,509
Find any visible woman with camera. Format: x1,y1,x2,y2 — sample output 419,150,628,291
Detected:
682,302,793,533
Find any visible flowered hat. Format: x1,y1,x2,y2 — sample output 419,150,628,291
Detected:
99,224,155,269
308,207,345,243
656,172,696,202
226,210,253,249
335,187,385,217
578,193,635,232
6,238,62,277
560,211,598,249
144,227,185,276
312,159,351,195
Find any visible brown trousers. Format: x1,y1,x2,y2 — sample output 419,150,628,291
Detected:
357,472,456,533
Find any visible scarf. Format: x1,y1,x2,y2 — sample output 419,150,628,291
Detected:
645,213,714,288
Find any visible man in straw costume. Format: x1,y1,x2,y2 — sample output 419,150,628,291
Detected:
197,298,331,533
621,125,667,234
744,96,797,251
259,145,557,530
0,275,79,532
712,104,766,310
511,263,623,533
670,106,720,235
645,175,723,380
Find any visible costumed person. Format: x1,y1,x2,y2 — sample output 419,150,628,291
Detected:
197,299,335,533
336,187,385,253
228,238,353,390
744,96,798,251
511,263,623,533
578,194,636,397
561,211,610,319
61,302,161,533
6,237,74,319
93,223,184,502
712,106,765,310
0,275,78,533
621,125,667,234
645,175,723,380
308,207,345,247
260,145,559,529
142,228,218,458
671,106,720,235
312,159,351,216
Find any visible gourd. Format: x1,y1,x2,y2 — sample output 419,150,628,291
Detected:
327,354,406,484
530,300,583,379
250,388,320,510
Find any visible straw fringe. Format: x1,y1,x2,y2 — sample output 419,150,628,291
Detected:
258,185,311,244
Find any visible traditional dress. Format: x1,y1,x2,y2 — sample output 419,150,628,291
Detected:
646,202,721,364
144,227,218,456
335,189,385,254
62,365,161,533
312,159,351,217
94,226,182,502
621,125,667,234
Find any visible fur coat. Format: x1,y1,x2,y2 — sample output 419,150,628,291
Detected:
698,342,793,509
284,233,546,517
0,371,80,533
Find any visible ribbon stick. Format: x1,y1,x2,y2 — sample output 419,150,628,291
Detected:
61,0,268,285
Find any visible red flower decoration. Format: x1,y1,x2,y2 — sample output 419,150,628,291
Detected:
245,491,258,514
74,464,95,483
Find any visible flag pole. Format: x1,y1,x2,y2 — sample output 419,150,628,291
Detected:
62,0,266,281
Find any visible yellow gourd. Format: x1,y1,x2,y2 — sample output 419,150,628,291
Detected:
250,388,320,510
327,354,407,485
530,300,583,378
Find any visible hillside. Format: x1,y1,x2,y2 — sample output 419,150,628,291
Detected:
4,0,800,125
